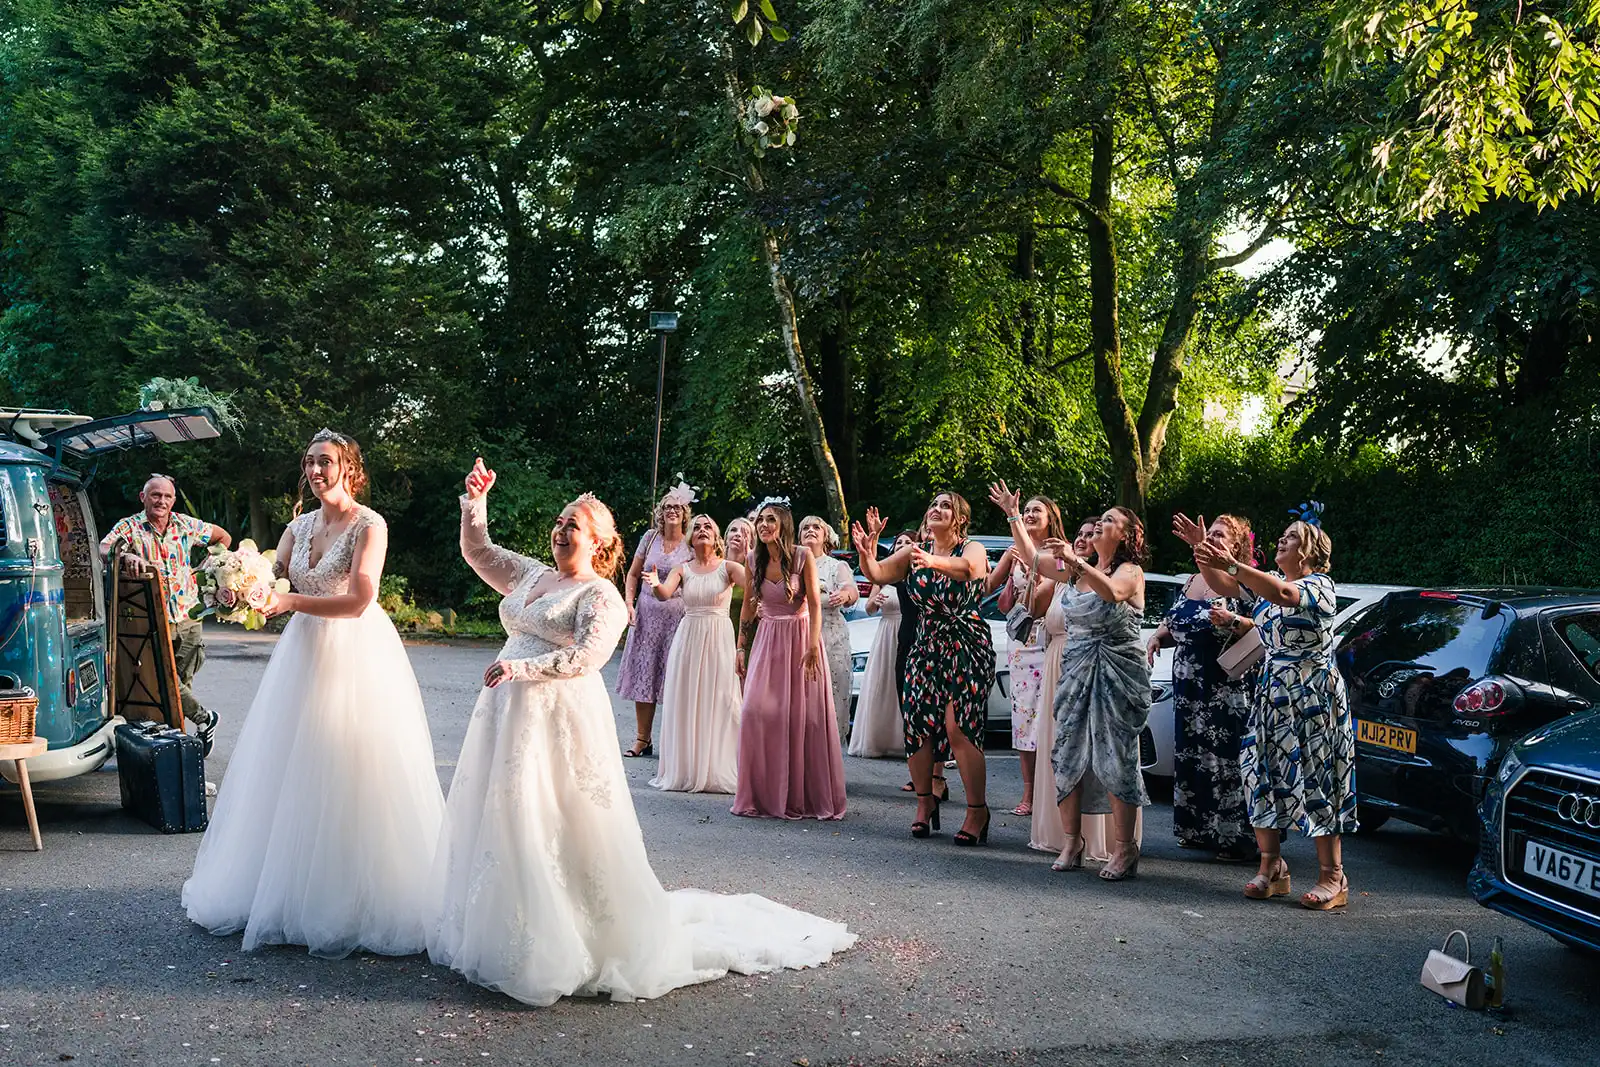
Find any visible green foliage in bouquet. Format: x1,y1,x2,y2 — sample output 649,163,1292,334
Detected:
138,376,245,436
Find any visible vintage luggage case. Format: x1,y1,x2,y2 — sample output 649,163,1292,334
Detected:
115,721,207,833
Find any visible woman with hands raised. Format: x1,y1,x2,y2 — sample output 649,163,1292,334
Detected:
853,493,994,846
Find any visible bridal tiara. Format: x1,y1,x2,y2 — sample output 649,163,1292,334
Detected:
755,495,792,513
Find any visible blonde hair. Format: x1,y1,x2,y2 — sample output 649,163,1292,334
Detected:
798,514,839,551
1286,520,1333,574
651,490,691,537
689,513,726,557
572,495,626,580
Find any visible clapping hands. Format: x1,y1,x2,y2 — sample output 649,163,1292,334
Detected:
465,457,497,501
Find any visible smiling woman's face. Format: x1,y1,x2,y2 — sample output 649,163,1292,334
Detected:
550,505,596,566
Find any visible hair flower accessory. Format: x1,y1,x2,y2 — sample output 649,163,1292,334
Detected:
755,494,792,513
1290,500,1325,527
661,474,699,508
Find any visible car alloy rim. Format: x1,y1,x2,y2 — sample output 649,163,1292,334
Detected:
1555,792,1600,830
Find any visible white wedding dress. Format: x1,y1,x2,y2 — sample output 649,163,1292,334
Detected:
426,497,857,1006
183,506,446,958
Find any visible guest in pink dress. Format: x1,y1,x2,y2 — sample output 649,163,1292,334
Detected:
617,481,695,757
731,500,848,820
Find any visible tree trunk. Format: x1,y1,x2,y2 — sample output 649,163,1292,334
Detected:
721,70,850,530
816,290,857,500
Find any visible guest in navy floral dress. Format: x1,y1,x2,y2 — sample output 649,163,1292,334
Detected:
1153,514,1259,861
1193,517,1355,911
854,494,994,846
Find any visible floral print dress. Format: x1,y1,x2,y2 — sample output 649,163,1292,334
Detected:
901,541,996,760
1006,564,1045,751
1166,587,1256,855
1241,573,1358,837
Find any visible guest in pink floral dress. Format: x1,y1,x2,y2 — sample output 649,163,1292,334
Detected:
618,482,695,757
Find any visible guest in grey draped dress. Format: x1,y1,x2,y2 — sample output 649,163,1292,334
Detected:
1018,501,1150,882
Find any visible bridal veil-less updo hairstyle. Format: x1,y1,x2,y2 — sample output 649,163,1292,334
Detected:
1104,506,1149,568
294,428,369,518
572,494,626,580
1286,520,1333,574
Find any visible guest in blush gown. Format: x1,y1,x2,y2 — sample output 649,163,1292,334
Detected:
849,532,915,759
731,499,848,820
646,515,747,794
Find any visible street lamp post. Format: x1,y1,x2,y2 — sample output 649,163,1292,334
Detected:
647,311,678,505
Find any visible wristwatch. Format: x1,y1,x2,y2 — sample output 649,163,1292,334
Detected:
1226,562,1239,576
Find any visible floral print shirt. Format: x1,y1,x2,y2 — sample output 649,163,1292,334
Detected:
100,512,216,625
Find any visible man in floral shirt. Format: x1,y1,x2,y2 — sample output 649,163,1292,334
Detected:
99,474,233,754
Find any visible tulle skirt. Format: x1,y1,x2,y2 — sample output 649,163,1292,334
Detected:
427,670,855,1006
182,606,446,958
650,613,742,794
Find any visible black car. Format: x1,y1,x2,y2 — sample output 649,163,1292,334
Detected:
1336,588,1600,840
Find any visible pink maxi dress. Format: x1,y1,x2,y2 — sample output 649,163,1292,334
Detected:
731,549,848,820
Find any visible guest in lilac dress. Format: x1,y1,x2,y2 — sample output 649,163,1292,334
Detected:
618,480,695,757
732,500,848,820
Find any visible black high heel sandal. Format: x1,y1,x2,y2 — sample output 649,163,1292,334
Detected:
910,792,942,838
622,737,654,758
953,803,990,846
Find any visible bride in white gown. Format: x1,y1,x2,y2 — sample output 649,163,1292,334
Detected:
426,458,856,1006
182,430,446,958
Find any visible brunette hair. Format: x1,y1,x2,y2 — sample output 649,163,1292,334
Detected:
1024,495,1068,545
688,513,726,557
1284,520,1333,574
1102,506,1149,569
751,503,800,602
1212,513,1257,566
573,495,626,580
926,490,972,540
294,429,369,518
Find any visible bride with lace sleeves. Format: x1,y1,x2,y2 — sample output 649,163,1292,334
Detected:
182,431,446,959
427,459,856,1008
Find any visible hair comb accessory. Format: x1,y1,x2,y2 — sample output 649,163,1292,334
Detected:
755,495,792,513
1289,500,1325,527
661,475,699,508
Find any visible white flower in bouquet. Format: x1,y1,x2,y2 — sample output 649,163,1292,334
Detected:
192,539,291,631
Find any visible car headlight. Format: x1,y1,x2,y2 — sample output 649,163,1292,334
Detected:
1496,747,1525,785
1151,683,1172,704
851,652,870,673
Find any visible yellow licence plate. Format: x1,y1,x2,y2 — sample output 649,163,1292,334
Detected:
1357,719,1417,754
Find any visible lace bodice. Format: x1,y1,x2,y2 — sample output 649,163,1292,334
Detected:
678,562,733,618
460,496,627,682
289,506,385,597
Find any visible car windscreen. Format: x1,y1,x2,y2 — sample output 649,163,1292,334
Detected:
1143,579,1185,629
1338,597,1509,717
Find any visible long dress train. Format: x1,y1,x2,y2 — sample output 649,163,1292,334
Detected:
183,506,446,958
428,498,855,1005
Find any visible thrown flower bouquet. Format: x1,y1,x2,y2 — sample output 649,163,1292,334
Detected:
191,540,289,631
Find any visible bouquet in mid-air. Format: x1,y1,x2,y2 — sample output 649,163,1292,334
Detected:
191,540,289,631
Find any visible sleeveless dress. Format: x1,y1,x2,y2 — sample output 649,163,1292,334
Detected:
1028,584,1143,859
901,540,996,759
816,554,856,742
1006,564,1045,751
427,498,856,1006
1166,586,1256,854
731,549,848,820
1241,573,1357,837
848,586,905,758
649,561,742,794
183,505,446,958
616,533,693,703
1052,585,1152,811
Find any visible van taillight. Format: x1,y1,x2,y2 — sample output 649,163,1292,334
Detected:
66,668,77,705
1454,679,1508,714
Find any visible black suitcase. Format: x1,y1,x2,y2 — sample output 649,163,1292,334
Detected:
115,721,208,833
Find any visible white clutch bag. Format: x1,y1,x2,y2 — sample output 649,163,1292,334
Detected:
1217,626,1265,681
1420,930,1486,1010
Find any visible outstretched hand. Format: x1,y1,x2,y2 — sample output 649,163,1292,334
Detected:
1172,512,1206,547
464,457,497,501
851,521,876,558
988,480,1021,515
864,506,887,541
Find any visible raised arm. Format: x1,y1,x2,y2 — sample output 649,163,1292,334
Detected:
1173,512,1244,598
1194,539,1302,608
460,495,540,595
911,539,989,582
647,563,685,601
490,584,628,683
1073,560,1144,606
852,511,913,585
989,480,1040,573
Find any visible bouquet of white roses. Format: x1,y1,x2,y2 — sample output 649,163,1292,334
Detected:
190,540,289,631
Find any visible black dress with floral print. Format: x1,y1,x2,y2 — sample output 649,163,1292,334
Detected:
900,541,996,760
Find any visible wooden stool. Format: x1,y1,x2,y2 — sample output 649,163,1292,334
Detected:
0,737,47,850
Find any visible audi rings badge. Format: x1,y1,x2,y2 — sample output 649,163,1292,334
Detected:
1555,792,1600,830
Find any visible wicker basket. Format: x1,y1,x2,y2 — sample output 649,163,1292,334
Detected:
0,690,38,745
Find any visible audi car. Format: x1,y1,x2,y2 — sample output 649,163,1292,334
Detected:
1472,708,1600,953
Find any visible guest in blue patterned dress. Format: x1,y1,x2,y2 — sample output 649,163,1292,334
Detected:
1151,514,1259,862
1192,517,1355,910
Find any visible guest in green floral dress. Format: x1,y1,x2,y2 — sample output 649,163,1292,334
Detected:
853,493,995,846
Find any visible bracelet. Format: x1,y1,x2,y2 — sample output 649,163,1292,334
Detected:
1006,514,1022,524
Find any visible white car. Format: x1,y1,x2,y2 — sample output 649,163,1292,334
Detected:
844,572,1190,747
1143,581,1414,779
